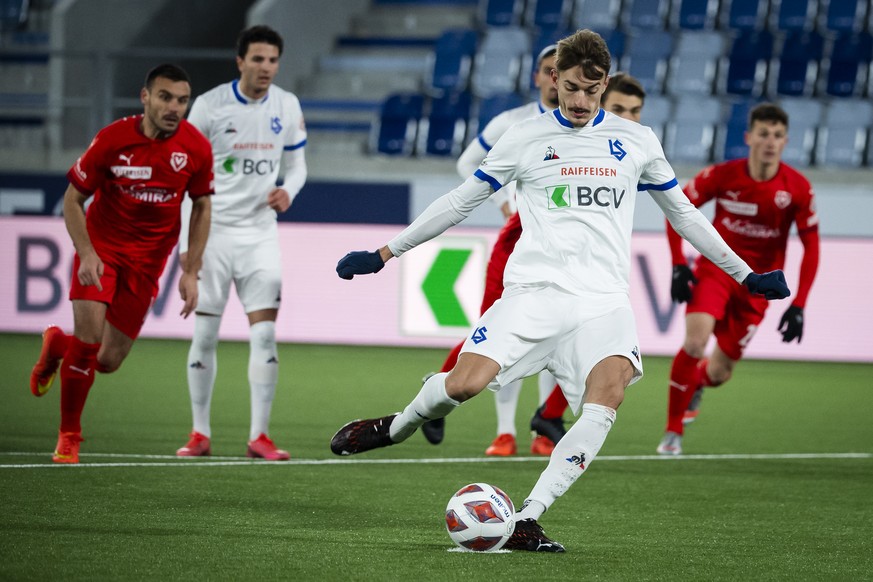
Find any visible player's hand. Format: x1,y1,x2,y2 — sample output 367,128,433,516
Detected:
267,188,291,213
744,270,791,300
337,250,385,280
778,305,804,343
178,271,198,318
670,264,696,303
78,252,104,292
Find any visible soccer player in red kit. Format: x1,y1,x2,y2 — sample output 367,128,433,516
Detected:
657,103,820,455
28,63,214,463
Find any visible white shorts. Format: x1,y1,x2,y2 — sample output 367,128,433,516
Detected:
196,223,282,316
461,285,643,414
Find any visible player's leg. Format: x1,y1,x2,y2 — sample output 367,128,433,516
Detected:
530,372,568,455
484,379,522,456
30,325,71,397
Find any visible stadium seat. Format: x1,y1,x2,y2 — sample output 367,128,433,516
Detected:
772,0,818,31
823,0,866,33
673,0,720,30
663,95,722,164
479,0,525,26
773,29,823,96
640,93,672,142
470,27,530,97
526,0,573,29
822,31,873,98
718,98,756,161
816,99,873,167
473,91,525,134
624,0,669,29
419,91,472,156
622,29,673,94
370,92,424,155
666,30,726,95
572,0,621,30
722,0,769,31
722,29,773,96
778,97,823,166
524,26,571,90
426,28,478,96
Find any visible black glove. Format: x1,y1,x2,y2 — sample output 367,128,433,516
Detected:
744,270,790,300
336,250,385,280
778,305,804,343
671,264,697,303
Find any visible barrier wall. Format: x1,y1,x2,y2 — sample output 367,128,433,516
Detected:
4,216,870,362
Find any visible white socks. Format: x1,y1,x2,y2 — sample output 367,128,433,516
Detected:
390,372,460,442
494,379,523,436
187,315,221,438
248,321,279,441
519,403,617,519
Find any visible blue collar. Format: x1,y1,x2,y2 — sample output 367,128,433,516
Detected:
232,79,269,105
553,107,605,128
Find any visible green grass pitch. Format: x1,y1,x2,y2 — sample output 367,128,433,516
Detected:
1,333,871,580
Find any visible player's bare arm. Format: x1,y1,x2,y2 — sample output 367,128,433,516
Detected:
179,195,211,317
62,183,103,292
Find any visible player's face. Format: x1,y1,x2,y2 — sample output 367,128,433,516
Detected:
141,77,191,137
237,42,280,98
534,55,558,108
745,120,788,166
602,91,643,122
552,65,608,127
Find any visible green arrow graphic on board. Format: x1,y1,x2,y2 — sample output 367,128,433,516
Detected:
422,249,472,327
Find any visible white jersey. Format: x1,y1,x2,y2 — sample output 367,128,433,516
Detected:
388,107,751,295
187,80,307,229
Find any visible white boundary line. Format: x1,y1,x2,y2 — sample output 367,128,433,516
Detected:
0,451,869,469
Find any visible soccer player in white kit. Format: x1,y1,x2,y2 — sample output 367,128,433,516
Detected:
330,30,789,551
176,25,307,460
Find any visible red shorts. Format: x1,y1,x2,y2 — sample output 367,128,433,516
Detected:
68,255,159,340
480,213,523,314
686,259,769,361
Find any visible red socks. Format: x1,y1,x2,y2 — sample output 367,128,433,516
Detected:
59,337,100,434
666,348,701,434
541,385,568,419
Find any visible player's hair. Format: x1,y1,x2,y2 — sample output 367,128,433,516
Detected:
603,72,646,102
144,63,191,90
555,29,611,80
237,25,284,58
536,44,558,66
749,103,789,129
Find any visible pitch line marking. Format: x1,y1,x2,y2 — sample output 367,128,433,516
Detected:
0,451,869,469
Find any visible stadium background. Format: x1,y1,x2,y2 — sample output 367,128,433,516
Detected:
1,0,871,362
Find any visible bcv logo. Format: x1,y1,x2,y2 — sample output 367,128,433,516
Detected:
609,139,627,162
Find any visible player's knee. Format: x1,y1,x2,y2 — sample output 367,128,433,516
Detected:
249,321,276,351
708,367,730,387
95,355,121,374
682,339,707,359
443,372,488,402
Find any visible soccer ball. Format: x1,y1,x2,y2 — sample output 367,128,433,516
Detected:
444,483,515,551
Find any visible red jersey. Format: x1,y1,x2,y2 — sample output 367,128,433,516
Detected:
675,159,818,273
67,115,214,278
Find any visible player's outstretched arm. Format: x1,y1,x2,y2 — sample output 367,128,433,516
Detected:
336,246,393,280
743,270,791,300
63,183,103,291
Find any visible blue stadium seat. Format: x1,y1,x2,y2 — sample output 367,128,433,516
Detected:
572,0,622,30
773,0,817,31
824,0,866,33
471,27,530,97
480,0,525,26
370,93,424,155
718,98,757,160
641,94,672,142
673,0,720,30
778,97,823,166
473,92,525,133
525,27,570,90
723,0,769,31
774,29,823,96
420,91,472,156
625,0,669,29
526,0,572,29
822,31,873,98
622,29,673,94
666,30,726,95
816,99,873,167
723,29,773,96
664,95,722,164
426,29,478,96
